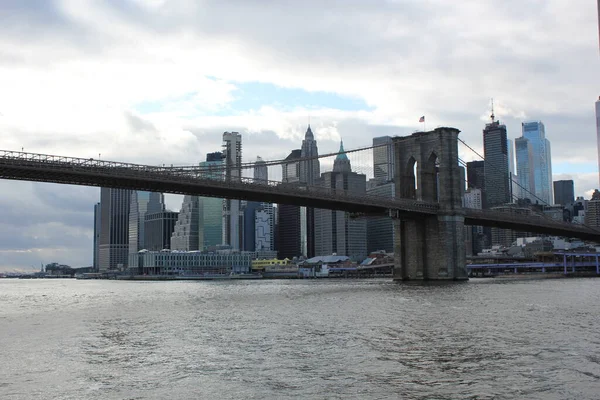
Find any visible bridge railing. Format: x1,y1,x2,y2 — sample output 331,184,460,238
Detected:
0,149,441,214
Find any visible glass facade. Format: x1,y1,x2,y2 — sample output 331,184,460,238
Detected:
521,121,553,205
483,121,511,208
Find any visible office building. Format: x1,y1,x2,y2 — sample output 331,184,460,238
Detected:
490,205,536,247
553,180,575,206
373,136,395,184
98,188,131,271
170,195,201,251
466,160,485,190
366,182,395,253
199,152,225,249
299,125,320,186
144,211,179,251
277,201,302,259
93,202,101,271
129,191,164,254
520,121,553,205
282,149,302,183
515,137,535,201
314,141,367,261
255,203,275,251
483,116,511,208
222,132,243,250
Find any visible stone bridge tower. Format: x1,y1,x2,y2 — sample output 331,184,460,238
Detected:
392,127,467,280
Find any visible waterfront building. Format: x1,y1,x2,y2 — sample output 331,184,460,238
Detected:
373,136,395,184
144,211,179,251
99,188,131,271
93,202,101,271
222,132,243,250
520,121,553,205
138,250,254,275
515,137,535,201
553,180,575,206
314,141,367,262
128,191,164,254
255,203,275,251
366,182,395,253
483,115,511,208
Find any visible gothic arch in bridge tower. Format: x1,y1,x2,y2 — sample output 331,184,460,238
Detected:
392,128,467,281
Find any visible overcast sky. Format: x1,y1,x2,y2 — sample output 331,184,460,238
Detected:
0,0,599,271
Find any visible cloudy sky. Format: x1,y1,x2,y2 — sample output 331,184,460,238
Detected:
0,0,599,271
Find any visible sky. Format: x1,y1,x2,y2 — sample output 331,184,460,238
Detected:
0,0,599,271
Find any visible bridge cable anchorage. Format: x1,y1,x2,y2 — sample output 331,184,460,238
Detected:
457,138,600,235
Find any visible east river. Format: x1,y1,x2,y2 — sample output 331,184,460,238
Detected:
1,278,600,399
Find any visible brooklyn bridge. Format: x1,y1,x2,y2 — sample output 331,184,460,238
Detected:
1,127,598,280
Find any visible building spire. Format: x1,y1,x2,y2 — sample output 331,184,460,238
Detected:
490,98,495,122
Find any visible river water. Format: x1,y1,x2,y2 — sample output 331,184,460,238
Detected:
1,278,600,399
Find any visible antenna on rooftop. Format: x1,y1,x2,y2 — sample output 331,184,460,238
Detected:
490,98,495,122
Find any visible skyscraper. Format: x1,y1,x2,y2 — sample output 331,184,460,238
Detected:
144,211,179,251
170,195,201,251
515,137,535,201
521,121,553,205
299,125,320,186
373,136,395,184
129,191,164,254
466,160,485,190
93,202,101,271
98,188,131,271
483,116,511,208
200,152,224,249
553,180,575,206
222,132,243,250
314,141,367,261
244,157,275,252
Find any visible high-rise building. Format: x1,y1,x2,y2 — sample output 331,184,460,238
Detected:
93,202,101,271
255,203,275,251
483,116,511,208
222,132,243,250
254,156,268,183
170,195,201,251
366,182,395,253
315,141,367,261
466,160,485,190
490,205,535,247
129,191,164,254
244,158,275,252
521,121,553,205
277,201,301,259
144,211,179,251
553,180,575,206
373,136,395,184
98,188,131,271
199,152,225,249
515,137,535,201
596,97,600,187
299,125,320,186
282,149,302,183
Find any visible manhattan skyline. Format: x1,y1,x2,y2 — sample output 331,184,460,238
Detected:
0,0,599,271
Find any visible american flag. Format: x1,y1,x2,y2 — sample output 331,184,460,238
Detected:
419,116,425,123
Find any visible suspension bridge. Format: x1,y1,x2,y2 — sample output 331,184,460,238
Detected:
0,127,598,280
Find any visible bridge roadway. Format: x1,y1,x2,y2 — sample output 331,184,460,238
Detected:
1,149,599,242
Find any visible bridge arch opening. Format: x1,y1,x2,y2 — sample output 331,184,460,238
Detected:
403,156,417,200
421,152,439,202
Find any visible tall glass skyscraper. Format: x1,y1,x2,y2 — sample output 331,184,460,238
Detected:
515,137,534,201
222,132,243,250
129,191,164,254
520,121,553,205
483,119,511,208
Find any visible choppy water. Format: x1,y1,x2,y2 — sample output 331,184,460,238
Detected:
1,278,600,399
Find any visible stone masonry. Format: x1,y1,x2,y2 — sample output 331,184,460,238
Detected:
392,128,467,280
